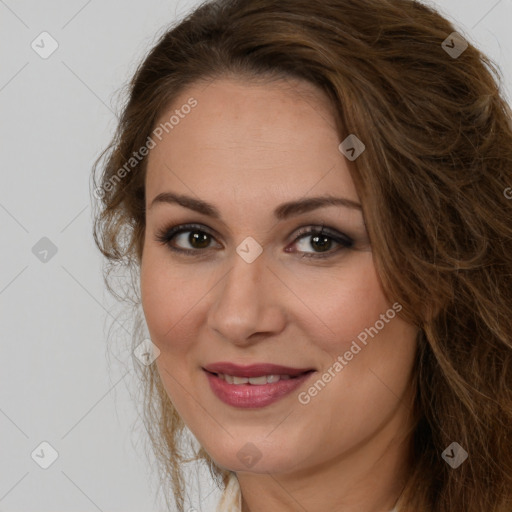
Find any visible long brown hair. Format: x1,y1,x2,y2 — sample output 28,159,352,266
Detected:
91,0,512,510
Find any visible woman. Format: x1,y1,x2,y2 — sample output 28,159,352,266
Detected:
91,0,512,510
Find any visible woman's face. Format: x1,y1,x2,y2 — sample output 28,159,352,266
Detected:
140,76,418,476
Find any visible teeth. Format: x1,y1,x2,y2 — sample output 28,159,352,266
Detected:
217,373,293,384
248,376,267,385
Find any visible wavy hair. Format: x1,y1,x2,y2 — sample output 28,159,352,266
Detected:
91,0,512,510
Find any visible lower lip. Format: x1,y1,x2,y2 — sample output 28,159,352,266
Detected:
204,370,315,408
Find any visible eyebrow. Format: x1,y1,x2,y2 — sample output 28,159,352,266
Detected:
149,192,362,220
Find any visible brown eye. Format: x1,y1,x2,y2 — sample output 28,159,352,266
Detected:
155,223,354,259
289,226,354,259
187,231,211,249
309,233,333,252
155,223,221,254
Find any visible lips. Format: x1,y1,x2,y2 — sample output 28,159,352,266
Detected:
202,362,315,378
204,367,316,408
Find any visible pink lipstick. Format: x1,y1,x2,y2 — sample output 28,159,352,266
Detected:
202,362,316,408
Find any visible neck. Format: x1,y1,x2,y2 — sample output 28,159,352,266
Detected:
237,398,414,512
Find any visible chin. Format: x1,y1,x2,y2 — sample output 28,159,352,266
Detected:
201,436,304,474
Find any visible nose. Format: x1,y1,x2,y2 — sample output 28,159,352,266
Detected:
206,248,287,346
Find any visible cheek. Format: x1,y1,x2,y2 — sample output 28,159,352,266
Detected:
140,247,218,367
291,256,418,435
140,252,201,410
140,258,171,339
140,249,193,350
288,253,390,351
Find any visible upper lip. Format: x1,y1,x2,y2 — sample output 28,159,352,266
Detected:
203,362,315,378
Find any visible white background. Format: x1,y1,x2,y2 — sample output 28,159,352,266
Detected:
1,0,511,510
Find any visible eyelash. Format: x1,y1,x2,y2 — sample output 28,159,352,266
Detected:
154,223,354,259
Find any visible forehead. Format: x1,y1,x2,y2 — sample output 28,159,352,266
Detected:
145,77,359,209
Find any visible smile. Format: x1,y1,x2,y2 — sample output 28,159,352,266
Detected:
203,369,316,408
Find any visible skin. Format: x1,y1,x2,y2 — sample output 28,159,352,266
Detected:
140,76,419,512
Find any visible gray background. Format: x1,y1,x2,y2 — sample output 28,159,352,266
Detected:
1,0,511,510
